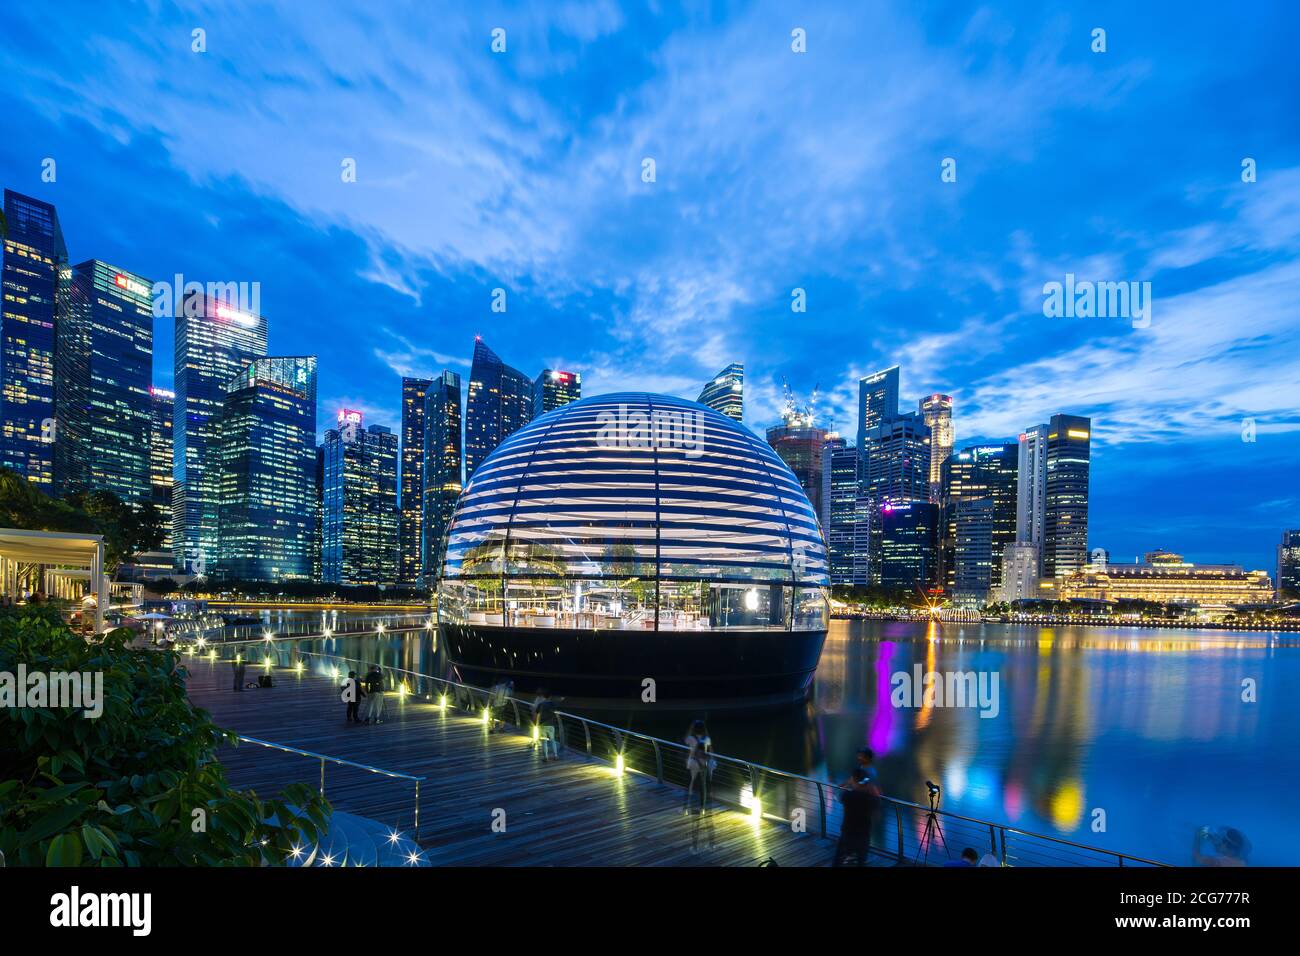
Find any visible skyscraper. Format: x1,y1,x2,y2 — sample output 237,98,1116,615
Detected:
399,376,433,586
862,413,931,506
997,541,1041,604
322,412,399,587
697,362,744,422
1043,414,1091,579
877,500,939,590
422,371,463,582
918,393,954,503
856,366,900,452
822,440,869,586
1016,424,1049,570
150,387,174,552
533,368,581,418
767,418,834,522
939,443,1018,599
1278,530,1300,600
54,260,153,504
215,356,317,582
464,337,533,479
1,190,65,488
173,291,268,574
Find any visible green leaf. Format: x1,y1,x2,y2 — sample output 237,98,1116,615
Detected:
18,802,88,848
46,832,85,867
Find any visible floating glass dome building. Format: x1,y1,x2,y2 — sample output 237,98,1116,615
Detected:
437,392,830,707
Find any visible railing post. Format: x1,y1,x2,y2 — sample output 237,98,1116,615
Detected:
998,826,1007,866
652,739,663,783
319,757,326,796
582,718,592,755
815,782,827,838
895,806,905,862
413,780,421,842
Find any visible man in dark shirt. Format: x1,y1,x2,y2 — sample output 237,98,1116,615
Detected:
833,748,880,867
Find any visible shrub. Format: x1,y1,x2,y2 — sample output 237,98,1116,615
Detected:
0,606,329,866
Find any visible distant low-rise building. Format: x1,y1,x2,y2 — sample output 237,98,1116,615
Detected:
1057,551,1273,609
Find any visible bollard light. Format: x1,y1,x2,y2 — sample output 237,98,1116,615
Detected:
615,754,625,776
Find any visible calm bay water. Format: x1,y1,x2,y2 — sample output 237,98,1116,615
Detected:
256,611,1300,865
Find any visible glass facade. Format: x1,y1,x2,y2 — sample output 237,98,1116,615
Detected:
215,357,317,581
54,260,153,504
1277,530,1299,600
532,368,581,418
878,500,939,590
918,392,954,502
1,190,65,488
463,337,533,480
421,371,462,584
322,414,399,586
1044,414,1091,579
939,442,1017,596
696,362,744,422
174,291,268,574
438,393,829,633
399,376,433,586
150,387,174,552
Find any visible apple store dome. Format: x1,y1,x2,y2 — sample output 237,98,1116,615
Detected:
437,393,830,635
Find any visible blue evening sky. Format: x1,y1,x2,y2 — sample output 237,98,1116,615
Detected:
2,1,1297,571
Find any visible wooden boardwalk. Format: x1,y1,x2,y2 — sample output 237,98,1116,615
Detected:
183,655,851,866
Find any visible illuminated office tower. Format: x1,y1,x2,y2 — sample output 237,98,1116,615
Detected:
939,443,1017,596
918,393,954,503
862,413,931,505
322,412,399,587
697,362,744,422
215,357,317,582
399,377,433,586
1016,424,1049,571
1043,414,1091,579
877,501,939,590
863,412,930,584
533,368,581,417
150,387,175,552
856,366,900,452
1,190,66,487
1277,530,1300,600
422,371,462,583
464,337,533,479
173,290,268,574
313,445,324,582
54,260,153,504
822,440,869,586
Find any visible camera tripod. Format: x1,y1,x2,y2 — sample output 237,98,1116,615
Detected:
914,783,949,865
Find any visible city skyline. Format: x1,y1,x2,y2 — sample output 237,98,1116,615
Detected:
2,3,1298,574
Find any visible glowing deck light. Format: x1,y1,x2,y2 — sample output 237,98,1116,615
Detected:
482,707,491,724
424,619,434,630
531,724,540,742
262,656,273,668
399,682,409,697
387,830,401,845
330,666,340,680
263,630,274,642
614,754,625,776
739,785,762,822
439,694,448,710
196,637,207,648
294,660,304,673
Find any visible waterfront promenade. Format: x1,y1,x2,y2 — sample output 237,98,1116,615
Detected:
183,655,844,866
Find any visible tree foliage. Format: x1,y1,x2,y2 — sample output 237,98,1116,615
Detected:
0,467,164,569
0,606,330,866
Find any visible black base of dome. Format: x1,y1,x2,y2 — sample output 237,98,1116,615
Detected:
438,622,826,710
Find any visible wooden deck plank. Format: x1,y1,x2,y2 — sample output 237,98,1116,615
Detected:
182,653,864,867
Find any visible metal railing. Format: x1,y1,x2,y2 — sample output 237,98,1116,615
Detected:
166,612,433,646
184,639,1170,868
232,734,425,840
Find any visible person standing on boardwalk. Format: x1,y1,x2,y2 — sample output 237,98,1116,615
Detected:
683,720,714,813
833,748,881,867
535,689,559,761
363,664,385,724
342,670,365,723
232,657,246,692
